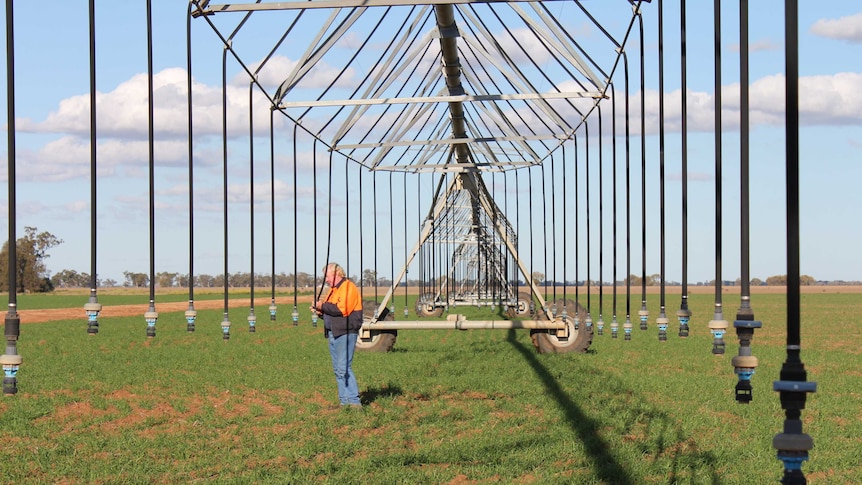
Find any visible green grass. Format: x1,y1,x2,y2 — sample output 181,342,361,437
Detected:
0,291,858,483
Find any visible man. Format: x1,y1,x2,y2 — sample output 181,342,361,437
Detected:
312,263,364,408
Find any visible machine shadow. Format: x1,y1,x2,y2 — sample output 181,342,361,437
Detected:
505,329,720,485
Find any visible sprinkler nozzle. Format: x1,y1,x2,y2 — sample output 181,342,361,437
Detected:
84,299,102,335
708,319,728,355
221,316,231,341
656,315,669,342
145,310,158,339
676,307,691,338
638,307,649,330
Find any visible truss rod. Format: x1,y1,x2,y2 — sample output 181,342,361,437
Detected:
196,0,568,16
335,133,568,151
278,90,604,109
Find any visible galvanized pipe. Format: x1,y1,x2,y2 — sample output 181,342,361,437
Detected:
434,5,470,164
364,319,566,331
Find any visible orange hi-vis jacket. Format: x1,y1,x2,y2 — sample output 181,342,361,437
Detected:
319,277,363,338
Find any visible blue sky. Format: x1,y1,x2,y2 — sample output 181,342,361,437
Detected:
1,1,861,286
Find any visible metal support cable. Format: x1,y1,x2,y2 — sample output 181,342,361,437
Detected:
193,7,362,166
574,136,579,310
146,0,159,337
389,172,396,311
311,138,320,327
533,2,611,85
341,28,435,158
713,0,724,314
186,3,197,329
506,171,515,300
638,10,648,326
316,7,423,136
359,165,365,296
334,8,435,155
88,0,97,290
773,3,815,482
585,122,592,325
298,6,396,123
515,169,520,296
269,109,277,318
373,171,379,299
86,0,102,335
679,0,691,331
598,107,605,334
220,43,230,337
483,4,590,121
564,0,643,138
528,165,535,304
418,174,424,296
460,5,570,135
550,154,557,304
272,5,364,103
561,143,567,302
729,0,760,405
657,0,668,341
404,172,409,314
540,163,549,306
345,159,350,280
313,139,319,317
456,46,552,159
292,123,299,319
249,83,256,326
784,0,804,386
3,0,23,396
4,0,15,301
610,83,619,336
623,49,633,337
738,0,753,316
708,0,728,355
320,151,336,302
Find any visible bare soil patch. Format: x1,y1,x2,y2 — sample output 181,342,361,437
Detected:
17,296,315,324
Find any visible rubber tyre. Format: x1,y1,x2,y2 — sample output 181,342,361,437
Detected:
530,299,592,354
356,300,397,352
506,291,533,319
415,292,444,318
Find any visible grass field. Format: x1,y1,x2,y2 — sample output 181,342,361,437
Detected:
0,289,858,483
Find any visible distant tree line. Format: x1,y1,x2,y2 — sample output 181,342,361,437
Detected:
2,228,859,292
0,227,63,293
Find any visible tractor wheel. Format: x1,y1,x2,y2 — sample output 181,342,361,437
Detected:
356,300,397,352
414,292,444,318
506,291,533,319
530,299,592,354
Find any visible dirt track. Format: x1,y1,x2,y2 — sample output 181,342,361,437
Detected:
16,296,315,324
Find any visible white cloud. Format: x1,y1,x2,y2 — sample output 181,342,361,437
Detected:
810,13,862,43
611,71,862,136
64,200,89,214
3,135,206,183
728,72,862,127
239,54,358,93
17,67,284,140
11,67,861,187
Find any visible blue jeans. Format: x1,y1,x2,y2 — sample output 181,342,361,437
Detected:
328,332,361,405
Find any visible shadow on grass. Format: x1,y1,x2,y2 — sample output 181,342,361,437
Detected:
506,329,720,485
361,384,404,404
